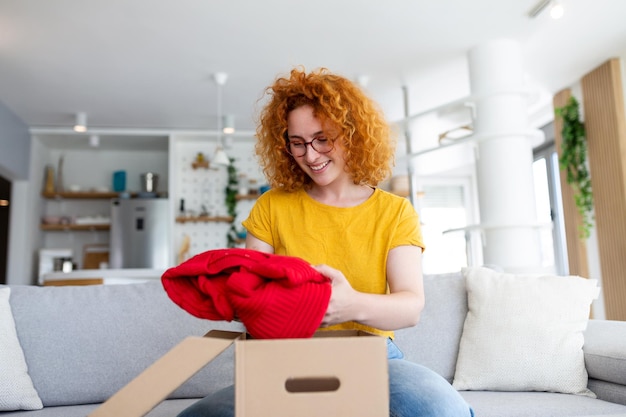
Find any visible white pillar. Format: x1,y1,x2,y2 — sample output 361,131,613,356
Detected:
469,39,543,273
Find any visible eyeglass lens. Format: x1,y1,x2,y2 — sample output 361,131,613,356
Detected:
288,138,333,157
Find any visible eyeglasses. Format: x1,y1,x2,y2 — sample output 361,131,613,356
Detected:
285,137,335,157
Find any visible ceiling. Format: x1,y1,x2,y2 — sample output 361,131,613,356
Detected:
1,0,626,144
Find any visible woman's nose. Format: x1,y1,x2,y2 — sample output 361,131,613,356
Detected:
303,145,321,161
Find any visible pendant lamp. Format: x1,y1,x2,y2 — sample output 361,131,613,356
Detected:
212,72,231,167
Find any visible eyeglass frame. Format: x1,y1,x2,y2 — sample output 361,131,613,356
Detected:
283,132,336,157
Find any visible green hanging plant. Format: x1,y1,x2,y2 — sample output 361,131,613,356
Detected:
225,158,239,248
555,96,594,239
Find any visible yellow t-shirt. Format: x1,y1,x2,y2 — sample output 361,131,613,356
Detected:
242,187,424,338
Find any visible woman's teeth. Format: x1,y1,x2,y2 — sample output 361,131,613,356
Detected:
310,161,330,171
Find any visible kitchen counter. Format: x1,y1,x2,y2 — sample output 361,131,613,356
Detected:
42,268,165,286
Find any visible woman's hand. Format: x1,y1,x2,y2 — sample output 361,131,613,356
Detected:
312,246,425,331
313,264,358,327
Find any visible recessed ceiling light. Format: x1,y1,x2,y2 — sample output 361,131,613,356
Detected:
74,112,87,132
550,1,564,19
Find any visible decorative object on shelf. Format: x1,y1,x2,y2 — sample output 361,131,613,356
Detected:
225,157,240,248
247,178,259,195
140,172,159,193
237,173,249,196
555,96,594,239
112,171,126,192
43,165,55,194
438,124,473,144
191,152,209,169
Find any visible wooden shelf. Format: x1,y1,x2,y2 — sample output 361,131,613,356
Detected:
191,160,210,169
40,224,110,231
235,194,258,201
175,215,234,223
42,191,168,199
42,191,119,199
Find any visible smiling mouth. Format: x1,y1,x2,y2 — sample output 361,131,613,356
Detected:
310,161,330,172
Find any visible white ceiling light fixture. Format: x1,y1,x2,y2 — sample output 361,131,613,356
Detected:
74,112,87,132
222,114,235,135
212,72,231,167
550,1,564,19
528,0,564,19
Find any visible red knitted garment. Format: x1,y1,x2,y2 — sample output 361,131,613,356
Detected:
161,248,331,339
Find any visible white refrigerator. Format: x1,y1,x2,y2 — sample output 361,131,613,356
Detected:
109,197,170,269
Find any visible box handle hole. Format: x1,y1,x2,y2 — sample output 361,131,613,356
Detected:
285,377,340,393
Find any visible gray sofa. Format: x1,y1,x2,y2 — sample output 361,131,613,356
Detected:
3,271,626,417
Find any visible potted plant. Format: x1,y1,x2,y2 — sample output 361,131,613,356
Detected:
225,158,239,248
555,96,594,239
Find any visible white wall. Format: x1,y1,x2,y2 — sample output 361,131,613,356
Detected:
0,99,33,284
0,101,30,180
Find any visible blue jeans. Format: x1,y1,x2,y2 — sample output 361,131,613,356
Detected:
178,339,474,417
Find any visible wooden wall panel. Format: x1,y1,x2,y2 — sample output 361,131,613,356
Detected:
553,89,589,279
581,58,626,321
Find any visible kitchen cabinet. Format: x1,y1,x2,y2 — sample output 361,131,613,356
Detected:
30,133,264,279
32,138,170,275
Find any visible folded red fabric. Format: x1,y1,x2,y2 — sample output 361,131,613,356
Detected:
161,248,331,339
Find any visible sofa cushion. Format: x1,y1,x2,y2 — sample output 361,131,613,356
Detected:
584,319,626,387
453,267,599,397
9,281,244,407
394,271,468,382
460,391,626,417
0,287,43,411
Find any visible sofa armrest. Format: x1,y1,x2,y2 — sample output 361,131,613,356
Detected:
584,319,626,386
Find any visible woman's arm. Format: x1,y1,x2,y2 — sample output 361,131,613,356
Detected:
315,245,425,331
245,232,274,254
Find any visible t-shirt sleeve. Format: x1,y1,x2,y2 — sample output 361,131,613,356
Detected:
391,198,425,251
241,191,275,247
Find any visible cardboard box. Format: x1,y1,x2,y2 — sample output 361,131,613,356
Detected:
89,329,388,417
236,330,388,417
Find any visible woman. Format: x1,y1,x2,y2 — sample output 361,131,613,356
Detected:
178,67,473,417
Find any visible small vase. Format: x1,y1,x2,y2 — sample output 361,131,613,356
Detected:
43,165,55,194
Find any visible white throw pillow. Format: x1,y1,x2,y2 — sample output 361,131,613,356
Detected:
0,287,43,410
452,267,599,397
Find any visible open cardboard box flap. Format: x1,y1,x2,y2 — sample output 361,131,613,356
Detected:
89,329,388,417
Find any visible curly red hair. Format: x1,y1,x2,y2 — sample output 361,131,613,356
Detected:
255,67,396,191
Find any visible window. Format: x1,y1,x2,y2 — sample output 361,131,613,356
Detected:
417,180,479,274
533,140,568,275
